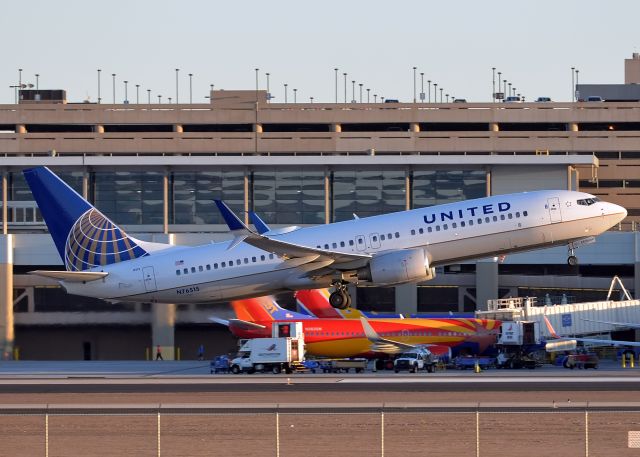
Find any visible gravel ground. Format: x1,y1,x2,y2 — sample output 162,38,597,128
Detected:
1,390,640,456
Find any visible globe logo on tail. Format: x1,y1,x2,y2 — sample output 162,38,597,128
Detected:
64,209,147,271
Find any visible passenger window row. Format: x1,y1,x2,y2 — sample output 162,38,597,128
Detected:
176,253,276,276
410,211,528,236
315,232,401,251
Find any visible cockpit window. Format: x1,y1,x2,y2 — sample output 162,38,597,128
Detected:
577,198,599,206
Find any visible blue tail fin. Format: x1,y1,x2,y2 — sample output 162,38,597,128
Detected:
23,167,148,271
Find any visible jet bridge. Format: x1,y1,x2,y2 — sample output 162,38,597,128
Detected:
477,277,640,339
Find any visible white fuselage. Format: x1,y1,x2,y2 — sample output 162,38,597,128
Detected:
61,190,626,304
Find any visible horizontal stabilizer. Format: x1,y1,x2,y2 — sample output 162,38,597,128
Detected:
228,319,267,331
28,270,108,282
208,316,230,327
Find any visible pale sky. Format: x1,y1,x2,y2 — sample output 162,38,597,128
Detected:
1,0,638,104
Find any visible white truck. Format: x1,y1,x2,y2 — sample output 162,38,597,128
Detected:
393,347,436,373
230,322,305,374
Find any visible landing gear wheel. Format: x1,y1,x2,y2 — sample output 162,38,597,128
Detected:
567,255,578,266
329,290,349,309
345,292,352,308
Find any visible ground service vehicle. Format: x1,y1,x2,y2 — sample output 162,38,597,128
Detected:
229,322,305,374
230,336,304,374
394,347,436,373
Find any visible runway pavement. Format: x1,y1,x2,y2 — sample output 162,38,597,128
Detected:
0,360,639,394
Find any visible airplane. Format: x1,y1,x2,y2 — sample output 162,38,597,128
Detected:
23,166,627,309
214,294,502,359
543,315,640,349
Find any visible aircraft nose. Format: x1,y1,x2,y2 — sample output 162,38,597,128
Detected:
609,203,627,223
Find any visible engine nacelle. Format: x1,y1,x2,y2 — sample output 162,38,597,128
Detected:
356,248,436,285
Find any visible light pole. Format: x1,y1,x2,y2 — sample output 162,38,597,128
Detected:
124,80,128,103
112,73,116,104
428,80,431,103
446,94,449,103
359,83,363,103
168,97,172,104
440,87,443,103
374,94,377,103
367,88,370,103
147,89,151,105
97,69,101,104
420,72,424,102
189,73,193,104
334,68,338,103
35,74,39,91
343,73,347,103
508,82,512,97
135,84,140,104
18,69,22,88
498,72,502,100
293,88,297,103
284,83,288,103
266,73,270,102
175,69,179,104
433,83,438,103
310,96,314,103
158,94,162,104
571,67,575,101
492,67,496,102
351,80,355,103
503,79,507,97
413,66,417,103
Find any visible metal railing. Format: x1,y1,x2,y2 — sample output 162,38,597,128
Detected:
1,402,639,457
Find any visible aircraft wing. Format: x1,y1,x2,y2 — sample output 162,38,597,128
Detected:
564,336,640,348
581,318,640,330
215,200,371,266
360,317,415,354
543,315,640,347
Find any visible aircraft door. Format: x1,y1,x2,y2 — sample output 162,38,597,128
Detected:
142,266,158,292
369,233,381,249
547,197,562,223
355,235,367,251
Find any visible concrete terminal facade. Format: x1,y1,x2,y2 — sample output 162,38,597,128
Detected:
1,86,639,360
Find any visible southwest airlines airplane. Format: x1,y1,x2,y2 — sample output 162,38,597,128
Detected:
24,166,626,309
214,295,501,358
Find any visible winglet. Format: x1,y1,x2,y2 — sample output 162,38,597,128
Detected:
360,316,381,341
542,315,559,339
214,200,248,231
249,211,271,234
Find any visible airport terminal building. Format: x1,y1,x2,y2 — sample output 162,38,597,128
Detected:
2,63,640,359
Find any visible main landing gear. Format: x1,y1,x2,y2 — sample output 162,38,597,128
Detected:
329,281,352,309
567,244,578,266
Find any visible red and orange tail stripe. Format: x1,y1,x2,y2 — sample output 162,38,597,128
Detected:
231,296,277,322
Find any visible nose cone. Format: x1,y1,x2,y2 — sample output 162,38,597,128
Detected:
608,203,627,225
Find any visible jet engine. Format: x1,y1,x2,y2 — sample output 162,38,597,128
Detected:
356,248,436,285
